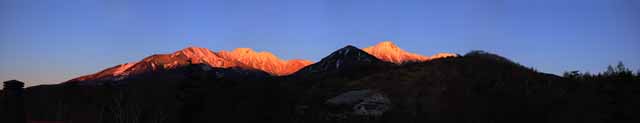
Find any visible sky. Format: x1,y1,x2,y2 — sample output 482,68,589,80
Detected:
1,0,639,87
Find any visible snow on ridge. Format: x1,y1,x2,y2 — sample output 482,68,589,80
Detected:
363,41,456,64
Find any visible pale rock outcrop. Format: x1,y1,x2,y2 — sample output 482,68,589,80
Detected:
326,89,391,116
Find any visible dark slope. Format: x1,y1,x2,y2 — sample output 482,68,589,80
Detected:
24,64,273,123
294,45,388,75
271,45,396,122
280,44,397,94
292,51,571,123
287,45,394,86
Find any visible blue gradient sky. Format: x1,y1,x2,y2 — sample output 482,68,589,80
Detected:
1,0,639,87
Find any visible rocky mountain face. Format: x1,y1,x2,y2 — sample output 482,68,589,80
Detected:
217,48,313,76
362,41,430,63
69,47,312,82
294,45,385,75
363,41,458,64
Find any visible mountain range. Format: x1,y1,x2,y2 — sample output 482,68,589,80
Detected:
69,41,456,82
11,40,638,123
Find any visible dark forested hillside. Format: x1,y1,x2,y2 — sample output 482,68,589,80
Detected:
5,50,638,123
288,51,639,123
291,51,564,123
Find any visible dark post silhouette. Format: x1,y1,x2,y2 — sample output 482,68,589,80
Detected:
2,80,26,123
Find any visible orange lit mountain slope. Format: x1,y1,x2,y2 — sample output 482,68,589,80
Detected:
363,41,457,64
217,48,313,76
69,47,312,81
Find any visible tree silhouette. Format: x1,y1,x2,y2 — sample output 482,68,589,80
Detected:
601,61,633,77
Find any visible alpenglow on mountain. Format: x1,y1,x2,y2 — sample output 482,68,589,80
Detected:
69,47,312,82
363,41,457,64
69,41,456,82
